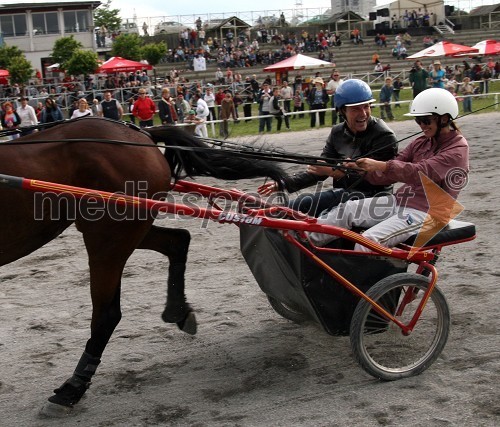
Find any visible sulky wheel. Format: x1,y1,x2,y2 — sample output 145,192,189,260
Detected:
350,273,450,381
267,295,308,324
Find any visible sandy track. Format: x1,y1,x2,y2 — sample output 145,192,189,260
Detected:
0,113,499,426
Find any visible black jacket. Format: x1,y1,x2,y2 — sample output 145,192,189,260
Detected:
158,98,176,124
284,117,398,195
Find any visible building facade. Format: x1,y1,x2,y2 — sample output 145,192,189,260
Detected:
0,1,100,75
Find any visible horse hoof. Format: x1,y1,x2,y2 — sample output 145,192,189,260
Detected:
39,401,74,418
177,311,197,335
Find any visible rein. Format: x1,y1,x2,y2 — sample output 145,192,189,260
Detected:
1,100,498,175
353,100,500,161
0,135,359,174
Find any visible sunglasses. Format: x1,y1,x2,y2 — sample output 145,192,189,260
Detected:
414,116,434,126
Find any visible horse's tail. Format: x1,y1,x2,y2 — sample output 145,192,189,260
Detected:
147,126,287,187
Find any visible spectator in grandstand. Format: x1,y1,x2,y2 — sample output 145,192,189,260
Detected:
423,36,433,47
403,32,412,46
409,60,429,98
16,97,38,135
429,60,446,89
292,88,304,119
133,89,156,127
1,101,22,139
350,28,363,45
269,86,290,132
203,87,216,122
220,91,237,139
307,77,329,128
481,64,492,94
326,71,344,125
379,77,395,121
459,77,474,113
393,77,404,107
70,98,93,119
40,97,64,124
100,90,123,121
175,93,191,124
280,80,293,113
257,82,273,133
214,87,225,119
158,88,178,125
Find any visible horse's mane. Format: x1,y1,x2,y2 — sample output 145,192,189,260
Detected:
146,126,287,186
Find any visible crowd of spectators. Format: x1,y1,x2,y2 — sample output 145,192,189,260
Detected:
164,27,351,71
1,23,499,138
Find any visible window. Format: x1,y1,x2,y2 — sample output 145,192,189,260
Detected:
32,12,59,36
64,10,90,33
13,15,27,36
0,14,27,37
0,15,14,37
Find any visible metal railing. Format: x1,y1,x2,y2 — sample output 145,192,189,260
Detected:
128,8,333,36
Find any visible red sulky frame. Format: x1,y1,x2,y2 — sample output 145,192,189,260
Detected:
1,174,475,337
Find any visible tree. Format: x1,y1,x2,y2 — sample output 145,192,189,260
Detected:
111,34,143,61
51,36,83,69
0,45,24,69
7,56,33,87
65,50,99,77
141,43,167,67
141,43,167,84
94,0,121,32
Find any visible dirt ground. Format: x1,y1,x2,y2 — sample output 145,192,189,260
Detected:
0,112,499,426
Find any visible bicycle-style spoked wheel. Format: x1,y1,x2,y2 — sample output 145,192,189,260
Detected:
350,273,450,381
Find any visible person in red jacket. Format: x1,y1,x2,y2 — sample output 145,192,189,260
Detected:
133,89,156,127
214,87,226,119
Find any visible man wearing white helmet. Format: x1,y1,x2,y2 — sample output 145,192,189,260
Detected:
258,79,398,216
308,88,469,250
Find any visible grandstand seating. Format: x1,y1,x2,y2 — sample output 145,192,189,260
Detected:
155,28,499,86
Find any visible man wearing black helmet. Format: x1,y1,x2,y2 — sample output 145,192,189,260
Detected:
258,79,398,217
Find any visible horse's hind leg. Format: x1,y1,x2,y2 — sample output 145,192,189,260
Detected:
43,223,147,414
138,225,196,335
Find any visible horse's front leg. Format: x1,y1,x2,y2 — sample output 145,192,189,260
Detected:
138,225,196,335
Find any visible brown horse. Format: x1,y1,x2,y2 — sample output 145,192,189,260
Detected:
0,117,286,415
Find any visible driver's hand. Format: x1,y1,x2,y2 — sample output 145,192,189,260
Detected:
355,158,387,172
258,181,278,196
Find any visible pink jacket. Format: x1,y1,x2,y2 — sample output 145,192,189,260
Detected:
367,130,469,212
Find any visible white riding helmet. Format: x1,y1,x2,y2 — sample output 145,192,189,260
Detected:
405,88,459,119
